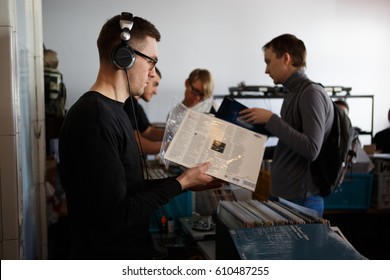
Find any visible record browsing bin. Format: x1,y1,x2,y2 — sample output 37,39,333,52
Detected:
324,173,373,210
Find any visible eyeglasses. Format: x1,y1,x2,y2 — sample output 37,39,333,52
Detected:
133,49,158,71
189,84,206,101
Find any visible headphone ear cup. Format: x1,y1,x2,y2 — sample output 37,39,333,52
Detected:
112,44,135,70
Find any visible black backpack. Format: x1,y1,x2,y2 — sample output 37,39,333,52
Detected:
294,80,358,197
44,68,67,117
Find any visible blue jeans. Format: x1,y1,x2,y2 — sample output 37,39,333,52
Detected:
288,195,324,217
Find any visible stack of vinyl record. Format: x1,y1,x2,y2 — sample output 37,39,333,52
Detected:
217,197,329,229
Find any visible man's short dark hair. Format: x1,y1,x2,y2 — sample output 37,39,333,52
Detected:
97,14,161,66
334,99,349,111
263,34,306,68
155,67,161,79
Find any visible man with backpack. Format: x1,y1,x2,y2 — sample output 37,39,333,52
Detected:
239,34,334,216
44,48,67,157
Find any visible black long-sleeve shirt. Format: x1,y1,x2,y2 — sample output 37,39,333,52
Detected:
59,92,182,259
373,128,390,153
123,96,150,133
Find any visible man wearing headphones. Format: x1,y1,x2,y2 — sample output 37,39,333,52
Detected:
59,13,221,260
124,67,164,155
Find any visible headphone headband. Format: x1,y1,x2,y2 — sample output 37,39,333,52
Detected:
112,12,135,70
119,12,133,41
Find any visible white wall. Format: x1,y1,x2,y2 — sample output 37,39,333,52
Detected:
42,0,390,139
0,0,46,259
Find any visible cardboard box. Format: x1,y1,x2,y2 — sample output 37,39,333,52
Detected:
253,169,271,201
371,155,390,209
351,144,375,174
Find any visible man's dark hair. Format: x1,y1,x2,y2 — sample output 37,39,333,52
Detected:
97,14,161,66
263,34,306,68
155,67,162,79
334,99,350,111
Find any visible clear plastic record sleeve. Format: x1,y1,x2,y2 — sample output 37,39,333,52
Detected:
162,109,268,191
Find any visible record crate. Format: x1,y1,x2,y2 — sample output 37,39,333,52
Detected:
324,173,373,210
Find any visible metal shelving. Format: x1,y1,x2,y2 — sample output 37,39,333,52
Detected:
215,85,374,142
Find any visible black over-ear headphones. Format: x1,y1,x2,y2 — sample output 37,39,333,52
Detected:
112,12,135,70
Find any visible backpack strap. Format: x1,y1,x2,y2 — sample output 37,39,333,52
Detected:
290,79,324,199
292,79,324,132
